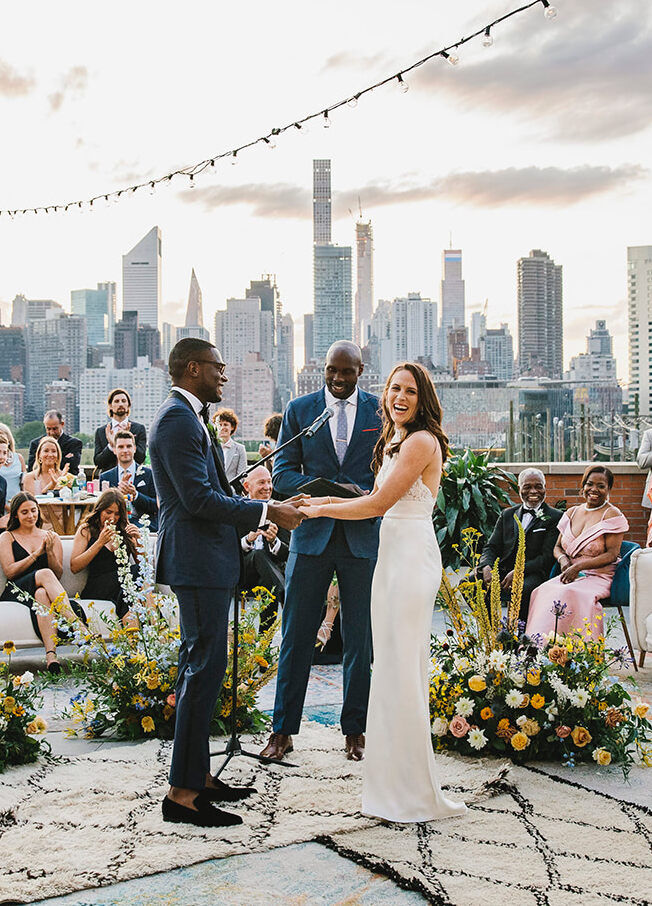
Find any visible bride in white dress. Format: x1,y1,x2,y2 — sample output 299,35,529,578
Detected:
300,362,467,823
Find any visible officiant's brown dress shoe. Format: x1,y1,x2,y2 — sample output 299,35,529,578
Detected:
345,734,365,761
259,732,293,760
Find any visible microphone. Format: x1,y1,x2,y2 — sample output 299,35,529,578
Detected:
304,406,335,437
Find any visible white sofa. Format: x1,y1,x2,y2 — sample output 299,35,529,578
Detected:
629,547,652,668
0,536,118,648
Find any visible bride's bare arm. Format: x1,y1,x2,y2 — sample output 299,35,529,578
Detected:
299,433,439,521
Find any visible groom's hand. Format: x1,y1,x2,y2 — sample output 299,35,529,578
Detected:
267,500,305,530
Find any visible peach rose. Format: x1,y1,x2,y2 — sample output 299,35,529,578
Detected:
166,693,176,708
449,715,470,738
571,725,592,748
549,645,569,666
592,747,612,766
555,725,572,739
634,701,650,720
605,707,625,728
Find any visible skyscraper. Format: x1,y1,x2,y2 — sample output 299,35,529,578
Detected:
25,314,87,419
517,249,563,379
470,309,487,349
176,269,210,343
304,313,314,363
313,244,352,359
313,160,331,245
389,293,438,365
440,249,465,334
122,226,162,329
628,246,652,415
355,218,374,345
0,327,27,383
481,324,514,380
114,311,139,369
214,298,273,367
71,282,116,346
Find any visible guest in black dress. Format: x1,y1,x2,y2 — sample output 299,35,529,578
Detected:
70,489,143,624
0,492,86,673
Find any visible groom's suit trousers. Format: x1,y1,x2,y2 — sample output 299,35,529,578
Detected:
169,585,230,791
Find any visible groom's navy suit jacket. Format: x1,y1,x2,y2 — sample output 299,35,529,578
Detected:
149,391,263,589
273,387,382,558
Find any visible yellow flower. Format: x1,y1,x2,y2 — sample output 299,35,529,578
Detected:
2,641,16,655
634,701,650,720
531,694,545,710
519,693,530,708
468,675,487,692
35,716,47,733
526,669,541,686
163,704,174,721
593,748,612,766
598,701,607,711
254,655,269,669
141,716,155,733
114,656,125,670
3,695,16,712
480,707,494,721
522,719,540,737
243,631,255,643
510,731,530,751
571,726,592,748
12,705,25,717
25,721,38,735
169,666,178,679
146,674,160,690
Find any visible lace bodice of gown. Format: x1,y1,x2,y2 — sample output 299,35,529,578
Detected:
376,449,435,517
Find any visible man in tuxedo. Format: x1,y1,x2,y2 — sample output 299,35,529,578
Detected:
27,411,82,474
478,467,563,621
149,338,304,828
100,430,158,531
240,465,289,629
260,340,382,763
94,388,147,471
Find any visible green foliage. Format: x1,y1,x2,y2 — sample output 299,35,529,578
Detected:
0,648,48,772
14,421,44,447
433,449,517,569
73,433,94,447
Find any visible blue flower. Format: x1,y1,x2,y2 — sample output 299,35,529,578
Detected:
551,601,568,617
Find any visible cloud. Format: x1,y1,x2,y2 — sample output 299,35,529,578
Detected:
321,50,390,73
0,60,35,97
179,164,646,217
408,0,652,142
48,65,89,112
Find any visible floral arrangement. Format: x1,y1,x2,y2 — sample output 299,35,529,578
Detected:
36,524,279,741
430,527,652,775
0,641,48,772
55,471,76,490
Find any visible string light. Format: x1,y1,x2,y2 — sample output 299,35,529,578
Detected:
0,0,556,216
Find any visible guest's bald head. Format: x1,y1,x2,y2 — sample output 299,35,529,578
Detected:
244,465,274,501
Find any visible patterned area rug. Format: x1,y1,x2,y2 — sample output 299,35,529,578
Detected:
0,722,504,905
321,766,652,906
1,723,650,905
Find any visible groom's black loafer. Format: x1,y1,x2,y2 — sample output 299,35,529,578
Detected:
345,733,365,761
203,777,257,802
162,795,243,827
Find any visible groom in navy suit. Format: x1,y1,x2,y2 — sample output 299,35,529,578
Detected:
260,341,382,762
149,338,304,828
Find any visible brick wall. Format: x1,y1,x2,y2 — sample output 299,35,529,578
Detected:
500,463,649,548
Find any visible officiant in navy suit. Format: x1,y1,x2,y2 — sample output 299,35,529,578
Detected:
100,430,158,531
260,340,382,764
149,338,304,828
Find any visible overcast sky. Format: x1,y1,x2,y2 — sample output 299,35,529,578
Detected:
0,0,650,378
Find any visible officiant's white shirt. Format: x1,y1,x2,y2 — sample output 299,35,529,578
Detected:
324,386,358,449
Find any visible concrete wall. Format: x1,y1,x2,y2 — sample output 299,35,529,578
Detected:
502,463,648,548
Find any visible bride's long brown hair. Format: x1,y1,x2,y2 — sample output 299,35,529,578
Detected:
372,362,449,474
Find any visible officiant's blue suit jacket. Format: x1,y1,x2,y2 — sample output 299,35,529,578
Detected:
149,392,263,589
273,387,382,558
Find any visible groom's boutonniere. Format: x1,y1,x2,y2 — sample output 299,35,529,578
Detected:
207,422,221,445
534,506,547,522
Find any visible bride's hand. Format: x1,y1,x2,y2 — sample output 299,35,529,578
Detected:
298,504,326,519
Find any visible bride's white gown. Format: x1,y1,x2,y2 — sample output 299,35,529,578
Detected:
362,449,468,823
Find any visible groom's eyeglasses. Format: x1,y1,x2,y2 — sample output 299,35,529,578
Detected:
195,360,226,375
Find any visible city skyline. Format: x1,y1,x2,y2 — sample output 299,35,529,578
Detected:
0,0,649,378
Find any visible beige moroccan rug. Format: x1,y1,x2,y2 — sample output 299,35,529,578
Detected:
0,721,649,905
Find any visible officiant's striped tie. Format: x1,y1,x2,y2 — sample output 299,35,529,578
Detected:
336,399,348,463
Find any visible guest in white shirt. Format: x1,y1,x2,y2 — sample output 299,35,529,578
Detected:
0,423,25,523
213,408,248,486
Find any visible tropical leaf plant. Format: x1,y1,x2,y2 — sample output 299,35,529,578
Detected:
433,449,517,569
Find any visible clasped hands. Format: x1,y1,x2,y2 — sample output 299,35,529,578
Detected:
42,463,69,492
265,494,310,531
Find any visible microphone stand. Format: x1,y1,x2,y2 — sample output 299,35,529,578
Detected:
212,418,329,777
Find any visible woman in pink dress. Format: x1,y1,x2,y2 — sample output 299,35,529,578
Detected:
526,465,628,641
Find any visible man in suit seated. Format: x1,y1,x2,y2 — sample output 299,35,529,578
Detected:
27,410,83,475
100,430,158,531
94,388,147,471
240,465,289,629
477,467,563,623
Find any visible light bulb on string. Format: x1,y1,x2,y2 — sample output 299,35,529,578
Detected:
440,50,459,66
541,0,558,18
323,110,331,128
347,94,359,108
189,174,195,189
482,27,493,47
396,74,409,93
231,150,238,166
149,182,156,196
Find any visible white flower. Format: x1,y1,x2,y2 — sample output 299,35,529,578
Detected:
468,728,488,750
545,703,559,719
453,656,471,673
488,650,509,671
431,718,449,737
506,690,524,708
571,688,589,708
511,672,526,688
516,715,528,728
455,697,474,717
19,671,34,686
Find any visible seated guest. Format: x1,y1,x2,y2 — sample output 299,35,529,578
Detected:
27,410,82,475
23,438,69,496
258,413,283,469
94,388,146,471
0,492,86,672
214,407,248,485
0,423,26,510
0,438,7,518
70,489,144,625
526,465,628,642
100,430,158,531
241,465,289,629
478,468,563,622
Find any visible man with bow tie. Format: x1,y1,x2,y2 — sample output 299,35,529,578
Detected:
94,388,147,471
478,468,563,621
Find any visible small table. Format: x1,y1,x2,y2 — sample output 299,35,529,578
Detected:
36,496,98,536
